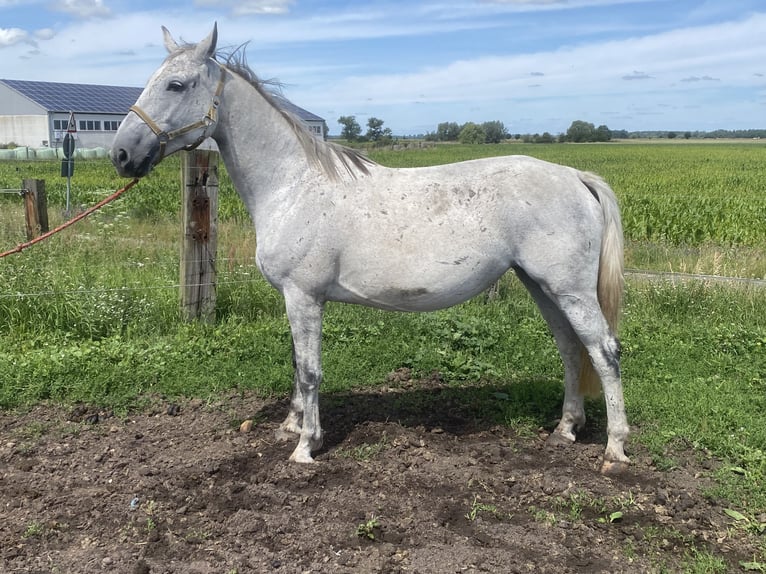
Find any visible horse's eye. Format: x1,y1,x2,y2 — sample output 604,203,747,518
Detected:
167,80,185,92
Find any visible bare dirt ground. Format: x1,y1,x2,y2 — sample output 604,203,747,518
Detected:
1,371,760,573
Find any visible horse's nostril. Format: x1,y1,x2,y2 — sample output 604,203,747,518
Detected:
117,148,128,164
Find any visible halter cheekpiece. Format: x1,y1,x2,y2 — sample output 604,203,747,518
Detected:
129,64,226,162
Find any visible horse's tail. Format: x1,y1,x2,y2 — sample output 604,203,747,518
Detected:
577,172,624,397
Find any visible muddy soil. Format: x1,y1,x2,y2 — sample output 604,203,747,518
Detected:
0,372,759,573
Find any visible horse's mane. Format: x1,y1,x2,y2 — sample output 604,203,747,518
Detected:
210,45,376,180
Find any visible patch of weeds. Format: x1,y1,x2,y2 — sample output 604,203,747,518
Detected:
724,508,766,536
145,517,156,533
622,538,637,562
641,524,724,572
142,499,159,534
502,415,540,439
740,558,766,573
597,490,638,524
679,546,728,574
551,490,637,524
430,314,504,381
356,515,381,541
552,491,597,522
16,421,48,440
529,506,557,526
184,529,211,544
597,511,624,524
336,434,388,461
465,495,499,522
13,421,50,453
22,521,44,539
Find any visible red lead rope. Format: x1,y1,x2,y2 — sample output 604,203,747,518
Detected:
0,178,140,259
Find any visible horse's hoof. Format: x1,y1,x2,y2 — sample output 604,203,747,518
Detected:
289,449,315,463
545,431,574,449
600,459,630,476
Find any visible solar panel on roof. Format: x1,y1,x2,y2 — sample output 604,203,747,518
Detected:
1,79,144,114
1,79,323,122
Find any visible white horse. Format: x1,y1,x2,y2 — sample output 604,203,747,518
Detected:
111,24,629,474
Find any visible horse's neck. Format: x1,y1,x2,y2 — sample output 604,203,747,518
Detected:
213,75,314,219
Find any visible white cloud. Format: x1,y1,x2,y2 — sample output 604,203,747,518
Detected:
52,0,111,19
273,10,766,133
195,0,294,16
0,28,28,47
622,71,654,81
235,0,293,15
478,0,662,11
34,28,56,41
300,12,766,105
681,75,720,83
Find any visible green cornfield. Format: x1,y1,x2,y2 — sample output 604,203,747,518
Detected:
2,142,764,248
369,142,766,247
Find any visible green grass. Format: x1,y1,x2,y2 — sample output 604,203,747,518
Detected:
0,143,765,522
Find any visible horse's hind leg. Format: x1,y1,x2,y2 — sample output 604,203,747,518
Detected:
515,269,585,445
555,293,629,474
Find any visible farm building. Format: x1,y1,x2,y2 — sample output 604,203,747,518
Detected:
0,78,326,151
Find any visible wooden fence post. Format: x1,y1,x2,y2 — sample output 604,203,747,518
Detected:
22,179,49,240
180,150,219,322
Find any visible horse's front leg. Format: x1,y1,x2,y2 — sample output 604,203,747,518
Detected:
275,344,304,440
282,291,325,463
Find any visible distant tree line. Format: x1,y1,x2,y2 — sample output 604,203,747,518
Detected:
334,115,766,144
424,121,509,144
337,115,393,145
629,129,766,140
420,120,613,144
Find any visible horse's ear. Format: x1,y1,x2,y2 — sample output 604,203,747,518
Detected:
162,26,179,53
193,22,218,62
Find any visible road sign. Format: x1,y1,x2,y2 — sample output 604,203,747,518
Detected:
66,111,77,133
61,158,74,177
62,133,76,159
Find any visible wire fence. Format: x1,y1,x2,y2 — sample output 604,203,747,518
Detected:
625,268,766,289
1,263,763,302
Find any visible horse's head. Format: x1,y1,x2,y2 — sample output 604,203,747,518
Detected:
111,24,224,178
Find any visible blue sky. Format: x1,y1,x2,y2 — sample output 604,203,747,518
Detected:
1,0,765,136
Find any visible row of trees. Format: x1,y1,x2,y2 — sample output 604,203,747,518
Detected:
336,117,511,145
422,120,615,144
424,121,510,144
337,116,393,145
334,116,765,145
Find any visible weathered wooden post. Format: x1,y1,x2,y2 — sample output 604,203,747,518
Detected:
22,179,49,240
180,150,219,322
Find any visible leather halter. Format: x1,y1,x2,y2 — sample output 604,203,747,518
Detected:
128,66,226,162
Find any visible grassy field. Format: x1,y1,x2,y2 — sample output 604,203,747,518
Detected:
1,142,765,524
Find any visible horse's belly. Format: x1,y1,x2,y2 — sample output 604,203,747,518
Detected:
329,255,507,312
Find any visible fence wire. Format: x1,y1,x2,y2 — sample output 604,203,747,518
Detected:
1,266,763,302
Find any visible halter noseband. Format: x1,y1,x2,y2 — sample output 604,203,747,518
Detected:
129,65,226,163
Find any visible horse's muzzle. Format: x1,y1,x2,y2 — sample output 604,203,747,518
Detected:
110,142,159,178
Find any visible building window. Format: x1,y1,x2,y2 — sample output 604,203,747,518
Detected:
78,120,102,131
104,121,120,131
54,119,66,130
